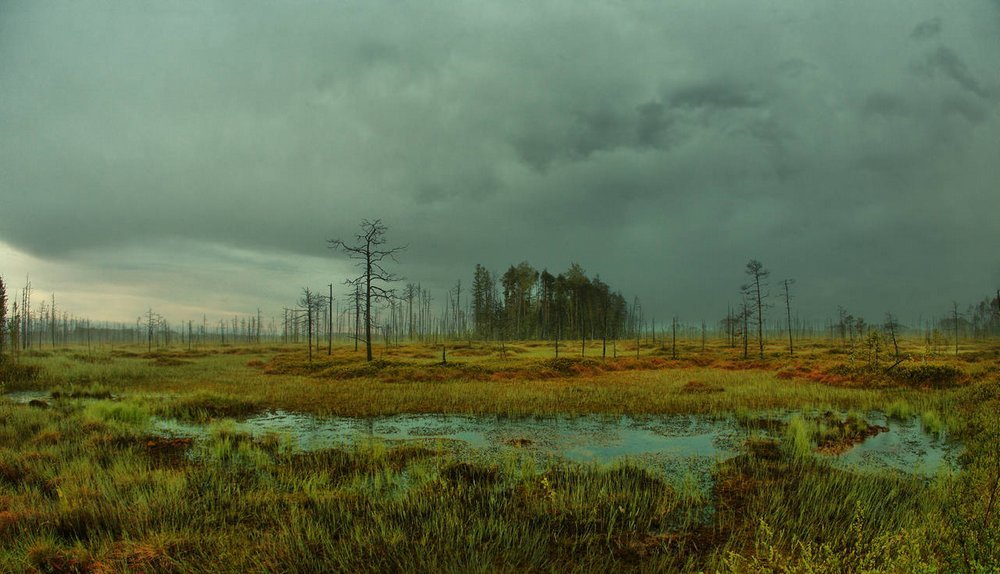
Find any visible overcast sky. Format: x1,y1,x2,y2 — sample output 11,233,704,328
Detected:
1,0,998,326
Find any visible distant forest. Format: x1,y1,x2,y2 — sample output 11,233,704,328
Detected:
469,262,628,342
1,266,999,357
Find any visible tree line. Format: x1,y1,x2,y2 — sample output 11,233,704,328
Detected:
4,220,1000,364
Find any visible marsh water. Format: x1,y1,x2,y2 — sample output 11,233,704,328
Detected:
5,390,959,477
160,411,744,477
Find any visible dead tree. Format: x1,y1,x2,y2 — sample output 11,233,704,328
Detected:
739,286,753,360
883,312,900,359
21,277,31,350
144,308,161,353
0,276,7,359
295,287,325,362
671,316,677,360
50,294,56,348
780,278,795,356
354,285,361,352
952,301,961,356
744,260,770,360
328,284,334,355
328,219,405,362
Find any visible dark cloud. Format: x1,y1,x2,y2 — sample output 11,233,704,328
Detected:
669,81,762,110
862,93,910,117
1,0,998,324
921,46,991,99
776,59,816,78
634,101,672,149
567,107,630,159
941,95,990,124
910,18,943,40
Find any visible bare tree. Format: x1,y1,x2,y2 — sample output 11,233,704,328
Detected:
50,294,56,348
404,283,418,340
328,219,405,362
671,316,678,359
353,284,361,351
21,277,31,350
143,308,162,353
743,259,770,359
327,284,333,355
298,288,320,362
739,286,752,359
883,312,900,359
780,278,795,356
837,306,853,345
952,301,961,356
0,276,6,359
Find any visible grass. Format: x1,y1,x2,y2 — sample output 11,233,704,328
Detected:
885,398,915,420
2,340,972,418
0,338,997,572
782,416,812,462
920,410,946,438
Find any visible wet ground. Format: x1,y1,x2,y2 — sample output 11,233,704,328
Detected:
4,390,52,404
154,408,959,477
831,411,955,475
4,390,960,477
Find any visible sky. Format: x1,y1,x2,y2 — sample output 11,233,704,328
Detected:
1,0,998,326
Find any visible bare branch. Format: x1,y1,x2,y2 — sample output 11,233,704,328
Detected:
327,218,405,361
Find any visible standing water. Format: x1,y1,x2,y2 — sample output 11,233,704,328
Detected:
153,409,959,476
2,392,959,476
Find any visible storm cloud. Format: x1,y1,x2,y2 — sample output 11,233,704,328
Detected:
1,0,998,324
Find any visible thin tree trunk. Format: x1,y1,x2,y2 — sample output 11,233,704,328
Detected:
671,317,677,359
328,284,333,355
755,277,764,359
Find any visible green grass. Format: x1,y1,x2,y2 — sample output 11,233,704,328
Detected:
0,343,970,418
920,409,946,438
782,415,812,462
885,398,915,420
0,340,997,572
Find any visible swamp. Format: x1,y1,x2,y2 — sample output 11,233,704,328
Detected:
1,339,997,572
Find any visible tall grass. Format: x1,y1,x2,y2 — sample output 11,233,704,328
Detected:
920,410,946,439
4,388,992,573
886,398,915,420
782,415,812,461
0,342,994,572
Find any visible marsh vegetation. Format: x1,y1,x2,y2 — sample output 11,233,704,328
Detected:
1,338,997,572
